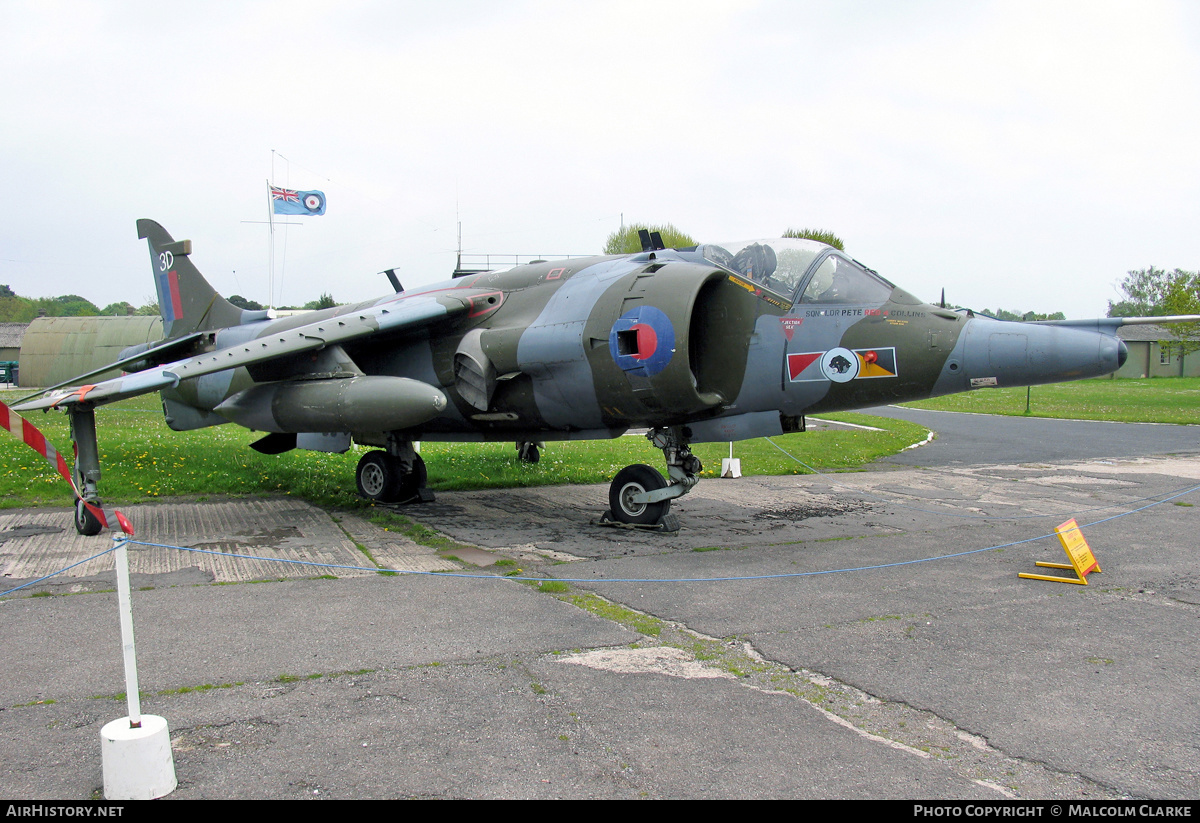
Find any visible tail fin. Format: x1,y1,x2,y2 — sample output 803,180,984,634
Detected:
137,219,260,339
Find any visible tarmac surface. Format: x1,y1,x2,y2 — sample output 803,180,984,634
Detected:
1,409,1198,799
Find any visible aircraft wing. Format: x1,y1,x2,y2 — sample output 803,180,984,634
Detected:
13,292,472,412
11,331,212,407
1031,315,1200,330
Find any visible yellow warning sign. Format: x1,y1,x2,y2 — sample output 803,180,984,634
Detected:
1019,518,1102,585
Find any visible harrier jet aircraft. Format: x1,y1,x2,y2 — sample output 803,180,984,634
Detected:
17,220,1174,534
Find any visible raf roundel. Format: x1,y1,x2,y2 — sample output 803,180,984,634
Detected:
608,306,675,377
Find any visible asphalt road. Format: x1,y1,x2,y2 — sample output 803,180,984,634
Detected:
864,405,1200,467
1,411,1198,799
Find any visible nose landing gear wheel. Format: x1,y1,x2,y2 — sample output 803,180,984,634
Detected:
609,464,670,525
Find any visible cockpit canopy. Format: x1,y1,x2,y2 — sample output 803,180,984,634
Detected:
682,238,896,306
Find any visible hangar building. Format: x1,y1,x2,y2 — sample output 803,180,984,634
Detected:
18,316,163,388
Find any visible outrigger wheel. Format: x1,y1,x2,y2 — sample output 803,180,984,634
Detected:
516,441,542,464
74,497,103,537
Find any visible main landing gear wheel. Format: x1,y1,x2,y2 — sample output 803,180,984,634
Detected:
75,497,103,536
356,451,427,503
609,464,670,525
356,451,400,502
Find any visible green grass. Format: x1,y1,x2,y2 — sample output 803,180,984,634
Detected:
156,682,241,696
902,377,1200,425
0,391,928,510
564,592,664,637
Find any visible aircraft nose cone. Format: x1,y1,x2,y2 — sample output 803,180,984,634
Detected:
1099,334,1126,373
959,319,1131,387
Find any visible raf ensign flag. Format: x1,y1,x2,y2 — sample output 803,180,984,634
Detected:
270,185,326,216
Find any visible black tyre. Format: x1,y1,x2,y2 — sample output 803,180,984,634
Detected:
75,498,103,536
517,442,540,464
356,451,401,502
395,454,428,502
609,464,670,525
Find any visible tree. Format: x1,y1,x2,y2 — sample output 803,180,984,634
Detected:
0,284,14,298
101,301,135,316
782,227,844,250
0,296,34,323
1108,267,1170,317
228,294,264,311
1108,266,1200,318
26,295,99,317
603,223,696,254
303,293,338,311
979,308,1067,322
1109,266,1200,356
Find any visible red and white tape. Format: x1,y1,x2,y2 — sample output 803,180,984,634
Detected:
0,399,133,535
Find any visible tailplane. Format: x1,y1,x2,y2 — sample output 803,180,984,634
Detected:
137,219,260,339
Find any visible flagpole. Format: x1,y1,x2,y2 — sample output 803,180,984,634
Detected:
266,177,275,311
270,151,276,311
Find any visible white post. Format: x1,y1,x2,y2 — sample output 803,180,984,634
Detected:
100,536,177,800
721,441,742,478
114,537,141,726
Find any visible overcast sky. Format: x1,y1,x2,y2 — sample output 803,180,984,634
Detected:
3,0,1198,319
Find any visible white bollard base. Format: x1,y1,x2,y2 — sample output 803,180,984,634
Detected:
100,715,177,800
720,458,742,478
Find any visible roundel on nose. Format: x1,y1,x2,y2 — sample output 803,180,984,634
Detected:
608,306,675,377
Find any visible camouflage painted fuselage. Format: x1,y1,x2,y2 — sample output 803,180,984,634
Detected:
13,223,1134,531
153,236,1125,448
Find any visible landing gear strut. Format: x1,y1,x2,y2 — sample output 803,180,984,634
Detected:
604,426,701,531
355,435,432,504
70,406,104,536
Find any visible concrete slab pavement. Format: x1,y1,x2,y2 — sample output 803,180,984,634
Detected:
1,440,1197,798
